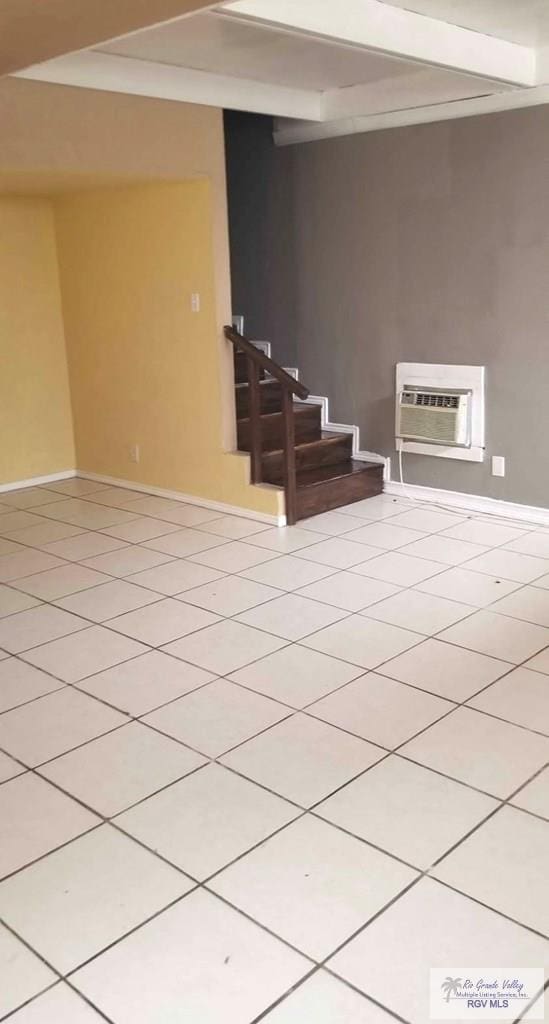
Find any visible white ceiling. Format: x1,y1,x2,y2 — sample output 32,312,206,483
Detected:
379,0,549,47
99,12,416,92
13,0,549,145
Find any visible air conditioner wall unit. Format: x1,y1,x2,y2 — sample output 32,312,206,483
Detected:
395,363,485,463
396,386,472,448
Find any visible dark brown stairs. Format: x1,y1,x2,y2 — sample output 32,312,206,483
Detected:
228,328,383,523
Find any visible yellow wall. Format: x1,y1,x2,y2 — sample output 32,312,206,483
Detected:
54,182,281,513
0,197,75,484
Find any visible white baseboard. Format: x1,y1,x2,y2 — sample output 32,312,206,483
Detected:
0,469,76,493
384,479,549,527
78,471,286,526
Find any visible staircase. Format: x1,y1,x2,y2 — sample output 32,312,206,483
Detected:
226,326,383,524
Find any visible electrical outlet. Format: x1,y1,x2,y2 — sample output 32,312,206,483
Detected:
129,444,140,464
191,292,200,313
492,456,505,477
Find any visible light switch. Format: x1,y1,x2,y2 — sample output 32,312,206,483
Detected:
191,293,200,313
492,456,505,477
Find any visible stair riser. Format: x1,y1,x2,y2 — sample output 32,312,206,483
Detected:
237,407,322,451
236,382,283,418
262,435,353,484
297,465,383,519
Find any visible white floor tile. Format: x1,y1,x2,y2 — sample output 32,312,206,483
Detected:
116,762,299,879
310,672,452,748
383,507,466,533
144,528,229,558
6,523,85,549
40,721,206,817
105,597,220,646
239,554,337,591
41,479,108,497
13,564,111,600
350,550,444,586
42,532,127,562
0,658,64,712
56,580,160,622
525,647,549,674
0,825,191,973
72,890,309,1024
81,545,175,577
210,815,415,959
512,768,549,820
78,650,214,716
491,584,549,627
441,520,527,546
241,526,325,552
433,806,549,935
126,558,224,595
22,625,148,683
79,486,148,508
380,638,511,701
194,515,272,539
0,750,25,782
99,517,183,543
0,538,24,556
0,687,128,767
468,667,549,735
143,503,226,527
463,548,549,583
338,496,410,520
317,755,497,869
0,511,46,533
228,645,363,708
526,571,549,591
301,615,421,669
38,500,139,531
399,534,489,566
220,713,384,807
113,495,180,517
261,972,394,1023
400,706,549,797
188,540,280,572
299,511,371,536
438,610,549,662
416,566,520,607
7,983,106,1022
364,589,472,635
343,521,427,550
0,605,87,654
0,584,40,617
236,593,347,641
143,678,289,757
0,550,66,583
295,537,380,569
162,619,286,675
1,487,70,510
182,575,281,616
0,923,56,1019
505,530,549,558
0,773,98,878
296,572,400,612
328,877,548,1024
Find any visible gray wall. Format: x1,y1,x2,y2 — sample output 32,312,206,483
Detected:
224,110,297,364
253,106,549,507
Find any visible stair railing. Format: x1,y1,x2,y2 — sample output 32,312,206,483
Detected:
224,325,310,525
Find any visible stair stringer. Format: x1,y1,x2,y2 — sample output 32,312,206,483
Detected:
294,394,388,479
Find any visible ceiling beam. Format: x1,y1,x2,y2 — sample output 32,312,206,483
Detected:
14,51,324,121
222,0,536,87
0,0,218,77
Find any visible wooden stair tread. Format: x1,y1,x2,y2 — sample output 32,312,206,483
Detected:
237,402,320,425
296,460,382,488
262,431,348,457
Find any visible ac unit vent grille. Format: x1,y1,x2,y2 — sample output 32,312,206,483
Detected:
414,392,459,409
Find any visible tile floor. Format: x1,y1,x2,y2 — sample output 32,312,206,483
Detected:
0,479,548,1023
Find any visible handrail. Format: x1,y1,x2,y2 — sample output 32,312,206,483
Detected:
224,326,309,400
224,324,309,525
